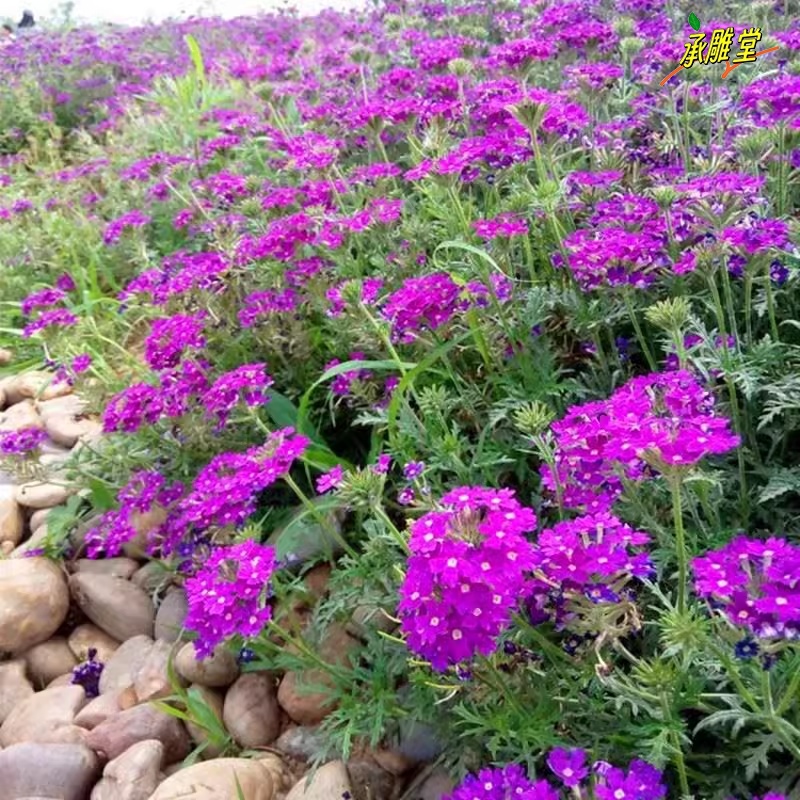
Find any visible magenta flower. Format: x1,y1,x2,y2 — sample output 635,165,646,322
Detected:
144,313,207,371
0,427,48,455
202,363,274,426
692,535,800,641
398,487,537,671
316,465,344,493
547,748,589,788
184,539,277,658
444,764,557,800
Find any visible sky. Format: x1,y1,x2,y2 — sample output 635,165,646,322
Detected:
24,0,361,27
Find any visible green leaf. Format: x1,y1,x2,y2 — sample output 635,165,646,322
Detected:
265,389,326,447
296,358,415,440
88,478,116,510
758,469,800,504
184,34,206,85
267,499,344,564
688,12,700,31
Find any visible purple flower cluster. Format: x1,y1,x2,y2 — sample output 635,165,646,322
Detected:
542,370,740,511
84,470,184,558
473,213,528,240
324,352,373,397
0,426,48,455
102,209,151,245
381,273,464,344
525,512,653,628
398,487,537,671
184,539,277,658
19,283,78,338
238,288,298,328
203,363,274,426
445,751,666,800
158,427,309,555
693,536,800,641
144,313,207,370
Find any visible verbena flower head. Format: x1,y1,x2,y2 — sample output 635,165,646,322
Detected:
542,370,740,511
144,312,207,370
84,470,183,558
159,427,309,556
184,539,277,658
444,764,557,800
547,747,588,788
381,273,463,343
692,535,800,641
398,486,537,672
445,755,665,800
0,427,48,455
525,512,652,634
593,759,667,800
202,363,274,426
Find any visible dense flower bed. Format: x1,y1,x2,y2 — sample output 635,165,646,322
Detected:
0,0,799,796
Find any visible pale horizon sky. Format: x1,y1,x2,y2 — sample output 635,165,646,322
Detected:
18,0,362,28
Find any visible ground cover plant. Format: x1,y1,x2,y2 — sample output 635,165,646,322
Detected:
0,0,799,796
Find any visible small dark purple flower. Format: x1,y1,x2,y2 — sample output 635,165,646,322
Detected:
402,461,425,480
728,254,746,278
770,260,789,286
71,648,104,698
734,637,759,660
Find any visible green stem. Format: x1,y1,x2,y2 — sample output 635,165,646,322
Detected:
371,503,410,555
776,664,800,716
712,644,760,713
623,291,657,371
283,472,358,560
669,475,688,616
660,691,691,799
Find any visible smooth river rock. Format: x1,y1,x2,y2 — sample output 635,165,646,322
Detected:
174,642,239,688
0,742,100,800
223,672,281,748
90,739,164,800
69,573,155,642
0,685,87,746
0,557,69,653
85,703,190,765
285,760,352,800
148,758,276,800
0,660,34,725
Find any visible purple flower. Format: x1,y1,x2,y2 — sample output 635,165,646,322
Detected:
316,465,344,493
22,309,78,338
594,759,667,800
444,764,557,800
72,354,92,374
144,313,207,370
547,747,589,787
398,487,537,671
184,539,277,658
381,273,463,343
0,427,48,455
55,273,76,292
373,454,392,474
403,461,425,481
103,209,151,245
21,288,66,317
71,648,103,698
202,363,274,426
693,536,800,642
